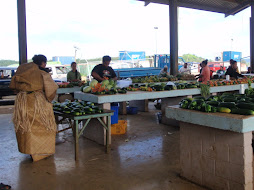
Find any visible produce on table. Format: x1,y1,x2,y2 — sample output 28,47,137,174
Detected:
179,92,254,115
167,75,178,81
80,79,119,95
57,81,86,88
176,74,196,80
89,79,99,88
83,86,91,93
127,86,139,91
139,86,153,92
52,100,103,115
117,88,127,94
78,77,254,95
175,82,199,89
132,75,190,83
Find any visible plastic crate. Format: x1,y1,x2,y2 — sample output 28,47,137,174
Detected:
111,106,119,124
127,106,138,115
111,120,127,135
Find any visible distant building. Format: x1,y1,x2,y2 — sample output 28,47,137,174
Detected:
119,51,146,62
52,56,75,65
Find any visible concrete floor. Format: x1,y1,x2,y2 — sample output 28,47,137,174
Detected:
0,104,206,190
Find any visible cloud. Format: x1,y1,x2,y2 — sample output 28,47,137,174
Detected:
0,0,252,61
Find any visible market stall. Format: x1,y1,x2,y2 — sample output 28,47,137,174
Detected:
74,82,254,145
165,105,253,190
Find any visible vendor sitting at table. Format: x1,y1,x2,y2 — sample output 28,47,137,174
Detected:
179,63,191,74
91,55,117,82
217,66,225,74
159,66,169,77
225,60,243,79
246,67,254,74
67,62,81,82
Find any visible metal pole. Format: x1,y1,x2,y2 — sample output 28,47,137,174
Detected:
154,27,158,55
169,0,178,75
17,0,27,65
250,1,254,71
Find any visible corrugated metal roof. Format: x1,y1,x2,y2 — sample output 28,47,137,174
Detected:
139,0,251,16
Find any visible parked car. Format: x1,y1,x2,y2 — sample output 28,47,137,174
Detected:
46,65,68,82
0,65,68,98
0,67,17,98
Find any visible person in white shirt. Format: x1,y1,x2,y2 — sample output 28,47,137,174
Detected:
179,63,191,74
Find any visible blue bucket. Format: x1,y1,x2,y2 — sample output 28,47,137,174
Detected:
111,106,119,124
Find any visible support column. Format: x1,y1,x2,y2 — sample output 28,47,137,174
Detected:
169,0,178,75
250,1,254,71
17,0,27,65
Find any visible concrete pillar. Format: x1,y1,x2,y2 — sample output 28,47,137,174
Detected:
17,0,27,65
169,0,178,75
180,122,253,190
250,1,254,71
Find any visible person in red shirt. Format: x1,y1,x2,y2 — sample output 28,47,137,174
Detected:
200,59,210,83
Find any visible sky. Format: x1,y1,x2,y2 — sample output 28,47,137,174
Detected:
0,0,252,61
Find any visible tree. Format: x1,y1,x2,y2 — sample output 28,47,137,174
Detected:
182,54,206,63
0,60,19,66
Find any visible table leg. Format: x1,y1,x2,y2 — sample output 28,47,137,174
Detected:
106,116,111,153
74,120,79,161
119,101,127,115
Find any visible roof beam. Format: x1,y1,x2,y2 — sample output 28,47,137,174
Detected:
144,0,150,6
225,0,251,16
177,1,226,14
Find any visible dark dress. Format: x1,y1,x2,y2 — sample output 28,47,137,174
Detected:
225,66,243,79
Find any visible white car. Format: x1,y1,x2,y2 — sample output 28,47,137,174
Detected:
46,65,68,82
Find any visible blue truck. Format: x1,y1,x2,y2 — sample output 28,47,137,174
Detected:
114,54,185,78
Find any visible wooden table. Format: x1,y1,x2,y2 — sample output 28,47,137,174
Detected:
54,110,114,161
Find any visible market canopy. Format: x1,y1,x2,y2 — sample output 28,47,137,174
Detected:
139,0,251,16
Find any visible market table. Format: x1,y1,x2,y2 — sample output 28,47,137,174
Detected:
74,84,251,104
56,86,81,102
54,110,114,161
166,106,253,190
75,83,251,116
56,86,81,94
74,84,253,146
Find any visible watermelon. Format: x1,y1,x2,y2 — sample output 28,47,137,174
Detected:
89,79,98,87
83,86,91,93
101,80,109,86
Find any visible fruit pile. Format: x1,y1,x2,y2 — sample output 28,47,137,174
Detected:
132,76,171,83
81,79,118,95
175,82,199,89
57,81,87,88
53,100,103,116
205,78,250,86
167,75,178,81
176,74,196,80
81,79,128,95
57,82,72,88
179,92,254,115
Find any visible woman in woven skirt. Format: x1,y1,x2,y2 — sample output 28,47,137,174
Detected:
10,55,58,162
